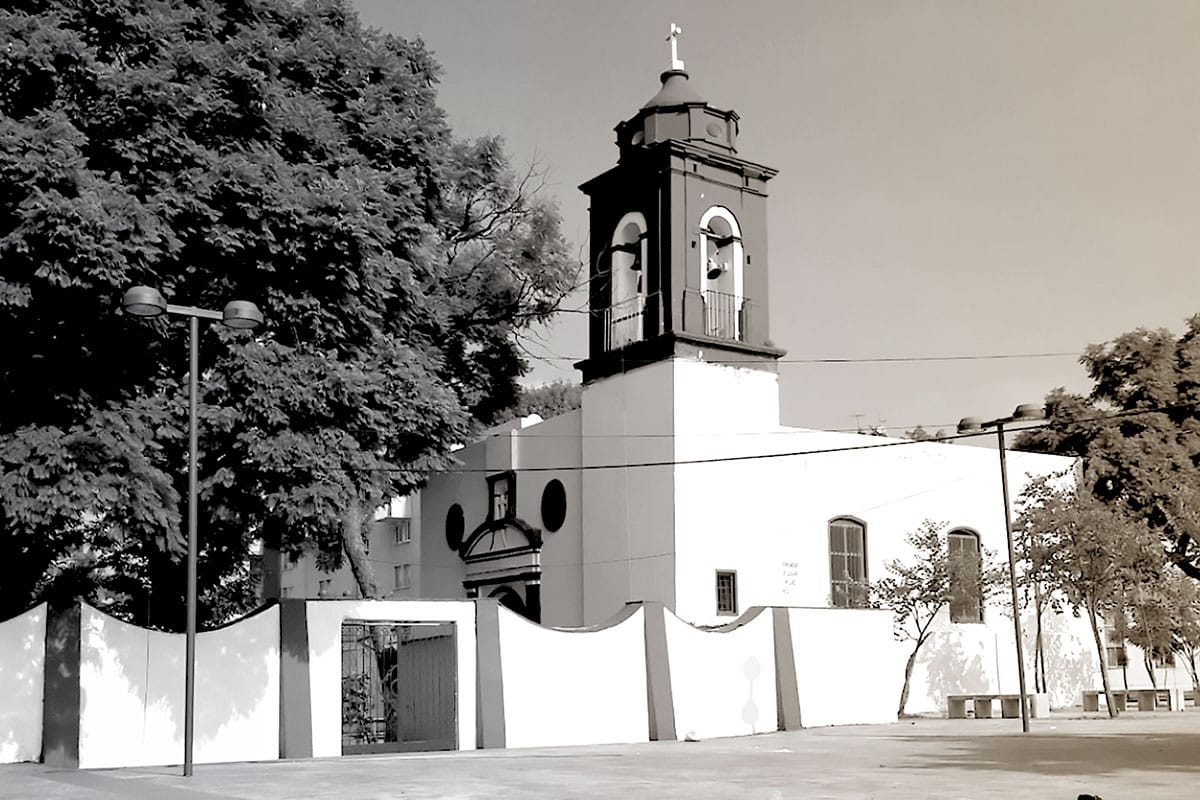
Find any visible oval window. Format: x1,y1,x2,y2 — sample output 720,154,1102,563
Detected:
445,504,465,552
540,479,567,532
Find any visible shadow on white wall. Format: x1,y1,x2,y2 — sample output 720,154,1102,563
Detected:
0,603,46,763
78,603,279,768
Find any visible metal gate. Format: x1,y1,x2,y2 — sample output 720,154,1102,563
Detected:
341,620,457,754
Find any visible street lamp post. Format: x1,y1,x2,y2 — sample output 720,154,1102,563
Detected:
121,286,262,776
957,402,1044,734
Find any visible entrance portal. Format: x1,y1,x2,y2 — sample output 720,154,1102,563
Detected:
340,620,457,754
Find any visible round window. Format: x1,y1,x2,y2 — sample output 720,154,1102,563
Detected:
445,504,465,551
540,479,567,532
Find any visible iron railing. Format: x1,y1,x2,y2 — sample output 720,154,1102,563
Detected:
604,292,654,351
701,289,745,341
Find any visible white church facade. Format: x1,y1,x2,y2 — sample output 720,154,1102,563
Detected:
276,47,1118,715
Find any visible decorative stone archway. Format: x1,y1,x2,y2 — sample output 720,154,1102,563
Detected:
459,518,542,623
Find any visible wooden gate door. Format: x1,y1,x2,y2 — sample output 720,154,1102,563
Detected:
341,620,457,754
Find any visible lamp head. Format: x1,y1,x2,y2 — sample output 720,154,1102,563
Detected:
222,300,263,330
121,286,167,318
956,417,983,434
1012,403,1045,421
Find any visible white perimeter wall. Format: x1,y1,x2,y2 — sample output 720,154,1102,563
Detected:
0,604,46,764
305,600,477,758
788,607,902,727
498,606,648,748
664,609,777,740
77,604,280,769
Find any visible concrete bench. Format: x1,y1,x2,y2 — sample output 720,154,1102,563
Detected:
1082,688,1190,712
947,693,1050,719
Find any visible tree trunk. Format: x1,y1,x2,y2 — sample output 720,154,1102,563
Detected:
340,504,398,741
1033,584,1046,693
1087,602,1118,718
897,642,922,718
1144,655,1158,689
341,505,383,599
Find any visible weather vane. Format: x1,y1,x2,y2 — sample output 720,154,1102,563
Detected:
666,23,684,71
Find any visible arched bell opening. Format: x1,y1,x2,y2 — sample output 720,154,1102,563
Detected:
698,206,744,341
606,211,649,350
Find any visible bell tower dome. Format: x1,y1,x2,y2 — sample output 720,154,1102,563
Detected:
576,25,784,383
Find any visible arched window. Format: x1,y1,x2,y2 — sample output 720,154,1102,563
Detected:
947,529,983,623
829,517,867,608
607,212,648,349
698,206,744,340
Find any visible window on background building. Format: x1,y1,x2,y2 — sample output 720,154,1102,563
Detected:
317,579,331,598
394,518,412,545
394,563,412,590
1148,646,1174,670
948,529,983,623
716,570,738,615
829,517,868,608
1104,613,1128,668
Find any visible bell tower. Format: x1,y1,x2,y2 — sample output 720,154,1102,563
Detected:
576,25,784,383
576,27,787,625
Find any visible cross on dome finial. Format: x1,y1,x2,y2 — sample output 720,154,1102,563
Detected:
666,23,684,71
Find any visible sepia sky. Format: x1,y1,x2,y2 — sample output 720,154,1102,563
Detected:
353,0,1200,435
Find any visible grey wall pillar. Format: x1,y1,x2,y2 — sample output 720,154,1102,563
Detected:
475,598,506,749
772,607,802,730
641,601,676,741
42,600,81,768
278,599,313,758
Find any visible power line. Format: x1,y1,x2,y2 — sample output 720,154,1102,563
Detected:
361,426,988,476
481,424,962,439
525,350,1081,365
353,401,1188,477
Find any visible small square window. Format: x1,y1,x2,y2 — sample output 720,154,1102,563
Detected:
394,518,412,545
394,564,412,590
716,570,737,615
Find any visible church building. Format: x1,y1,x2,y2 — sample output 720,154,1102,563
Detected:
277,34,1108,715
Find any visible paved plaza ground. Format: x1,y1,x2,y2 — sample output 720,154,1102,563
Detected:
4,712,1199,799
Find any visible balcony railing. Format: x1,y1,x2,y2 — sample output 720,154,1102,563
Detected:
604,293,650,351
701,289,745,341
602,290,750,351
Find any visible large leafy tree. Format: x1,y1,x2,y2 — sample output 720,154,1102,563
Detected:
0,0,576,625
1017,316,1200,581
